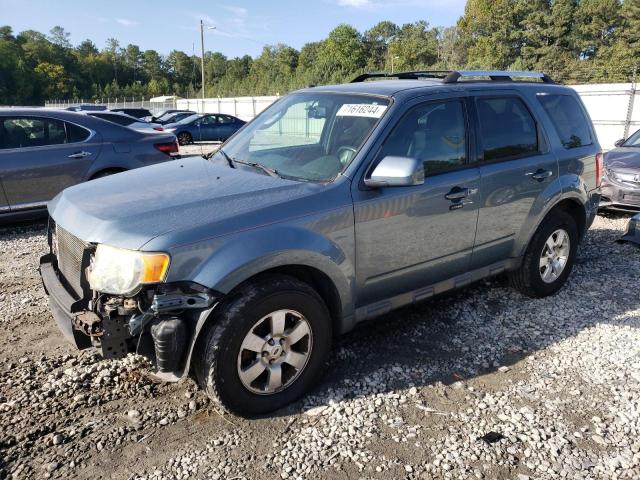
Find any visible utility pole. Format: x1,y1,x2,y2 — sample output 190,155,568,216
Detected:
200,20,206,112
199,20,216,113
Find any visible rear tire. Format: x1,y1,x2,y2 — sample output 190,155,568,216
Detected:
177,132,192,145
509,210,579,298
193,275,332,416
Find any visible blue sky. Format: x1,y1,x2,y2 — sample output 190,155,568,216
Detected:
0,0,466,58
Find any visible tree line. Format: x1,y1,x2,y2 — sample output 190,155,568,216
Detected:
1,0,639,105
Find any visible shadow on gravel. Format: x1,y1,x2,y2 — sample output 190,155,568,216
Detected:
273,217,640,417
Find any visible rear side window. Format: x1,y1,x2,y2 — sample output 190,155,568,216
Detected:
476,97,539,162
537,94,593,149
66,123,91,143
0,117,66,149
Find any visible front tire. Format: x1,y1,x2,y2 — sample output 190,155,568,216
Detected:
509,210,579,298
193,275,332,416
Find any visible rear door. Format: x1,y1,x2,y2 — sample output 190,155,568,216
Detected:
471,91,559,268
217,115,238,140
0,115,102,209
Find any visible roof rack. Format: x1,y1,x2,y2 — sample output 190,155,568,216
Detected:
351,70,555,84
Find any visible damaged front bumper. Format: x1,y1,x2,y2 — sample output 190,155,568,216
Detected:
39,253,220,381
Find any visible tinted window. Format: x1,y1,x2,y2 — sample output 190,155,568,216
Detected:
218,115,235,124
379,100,467,175
0,117,66,149
476,97,538,161
198,116,216,126
537,94,592,149
66,123,91,142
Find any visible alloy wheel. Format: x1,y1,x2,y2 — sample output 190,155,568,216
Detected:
236,309,313,395
539,228,571,283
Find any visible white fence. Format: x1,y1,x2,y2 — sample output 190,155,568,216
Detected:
571,83,639,150
45,83,640,150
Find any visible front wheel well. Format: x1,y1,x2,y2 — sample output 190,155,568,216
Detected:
228,265,343,336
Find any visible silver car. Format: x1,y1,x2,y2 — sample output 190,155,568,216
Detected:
600,129,640,212
0,108,179,220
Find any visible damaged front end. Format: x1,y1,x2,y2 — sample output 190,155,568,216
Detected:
40,220,220,381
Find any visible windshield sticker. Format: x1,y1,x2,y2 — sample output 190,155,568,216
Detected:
336,104,387,118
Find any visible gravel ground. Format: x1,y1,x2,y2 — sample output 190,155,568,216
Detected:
0,214,639,480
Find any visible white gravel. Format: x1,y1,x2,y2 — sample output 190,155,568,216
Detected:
0,214,639,479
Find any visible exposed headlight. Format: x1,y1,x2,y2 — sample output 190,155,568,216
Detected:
87,244,170,295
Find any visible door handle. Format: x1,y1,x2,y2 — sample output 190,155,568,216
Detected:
445,187,469,201
527,169,553,181
68,151,92,159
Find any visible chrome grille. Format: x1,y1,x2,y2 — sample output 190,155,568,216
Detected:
55,224,87,298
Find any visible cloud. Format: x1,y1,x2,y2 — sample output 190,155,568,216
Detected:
115,18,138,27
336,0,371,6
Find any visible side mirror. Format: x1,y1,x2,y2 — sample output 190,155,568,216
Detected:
364,156,424,188
614,138,626,147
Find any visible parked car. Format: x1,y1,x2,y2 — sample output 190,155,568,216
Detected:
0,108,178,220
40,70,601,416
156,111,197,125
164,113,246,145
66,104,107,112
600,128,640,212
618,212,640,247
152,109,189,122
85,111,164,133
110,107,153,119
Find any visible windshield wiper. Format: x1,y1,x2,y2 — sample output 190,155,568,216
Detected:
232,159,281,178
203,148,235,168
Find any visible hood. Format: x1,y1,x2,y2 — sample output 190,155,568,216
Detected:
605,148,640,171
49,157,319,250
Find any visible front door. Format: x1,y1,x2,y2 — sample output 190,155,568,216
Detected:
197,115,220,141
353,98,480,307
470,92,559,268
0,116,101,209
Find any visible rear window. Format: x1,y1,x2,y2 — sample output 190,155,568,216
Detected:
93,114,135,126
66,123,91,142
476,97,539,162
537,94,593,149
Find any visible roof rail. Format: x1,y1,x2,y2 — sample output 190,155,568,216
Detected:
350,70,555,84
350,71,451,83
442,70,554,84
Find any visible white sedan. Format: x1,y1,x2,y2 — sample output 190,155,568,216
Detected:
85,111,165,133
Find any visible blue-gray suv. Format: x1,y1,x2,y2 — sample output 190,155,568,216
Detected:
40,71,602,416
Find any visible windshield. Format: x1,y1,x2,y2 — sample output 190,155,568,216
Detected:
623,129,640,147
212,92,390,182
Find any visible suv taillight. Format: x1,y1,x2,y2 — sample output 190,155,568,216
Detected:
154,140,179,156
596,151,604,188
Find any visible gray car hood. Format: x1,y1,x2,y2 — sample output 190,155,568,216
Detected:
605,147,640,171
49,156,319,250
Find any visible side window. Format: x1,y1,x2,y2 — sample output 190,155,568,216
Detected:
378,100,467,175
0,117,66,149
66,123,91,143
537,94,593,149
476,97,539,162
200,116,216,126
218,115,235,124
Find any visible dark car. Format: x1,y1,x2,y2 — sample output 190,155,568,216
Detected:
0,108,178,220
164,113,246,145
600,128,640,212
152,109,189,122
40,70,601,415
66,104,108,112
156,111,196,125
110,108,153,120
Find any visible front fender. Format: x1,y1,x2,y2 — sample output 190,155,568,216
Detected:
166,222,356,325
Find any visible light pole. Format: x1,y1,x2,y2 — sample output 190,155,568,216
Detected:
391,55,399,74
200,20,216,112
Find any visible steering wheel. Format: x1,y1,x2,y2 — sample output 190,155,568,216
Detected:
336,146,358,166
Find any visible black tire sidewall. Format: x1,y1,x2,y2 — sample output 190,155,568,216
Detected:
204,284,331,416
525,211,579,296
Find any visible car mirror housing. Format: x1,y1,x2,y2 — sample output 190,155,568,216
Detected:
614,138,626,147
364,156,425,188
